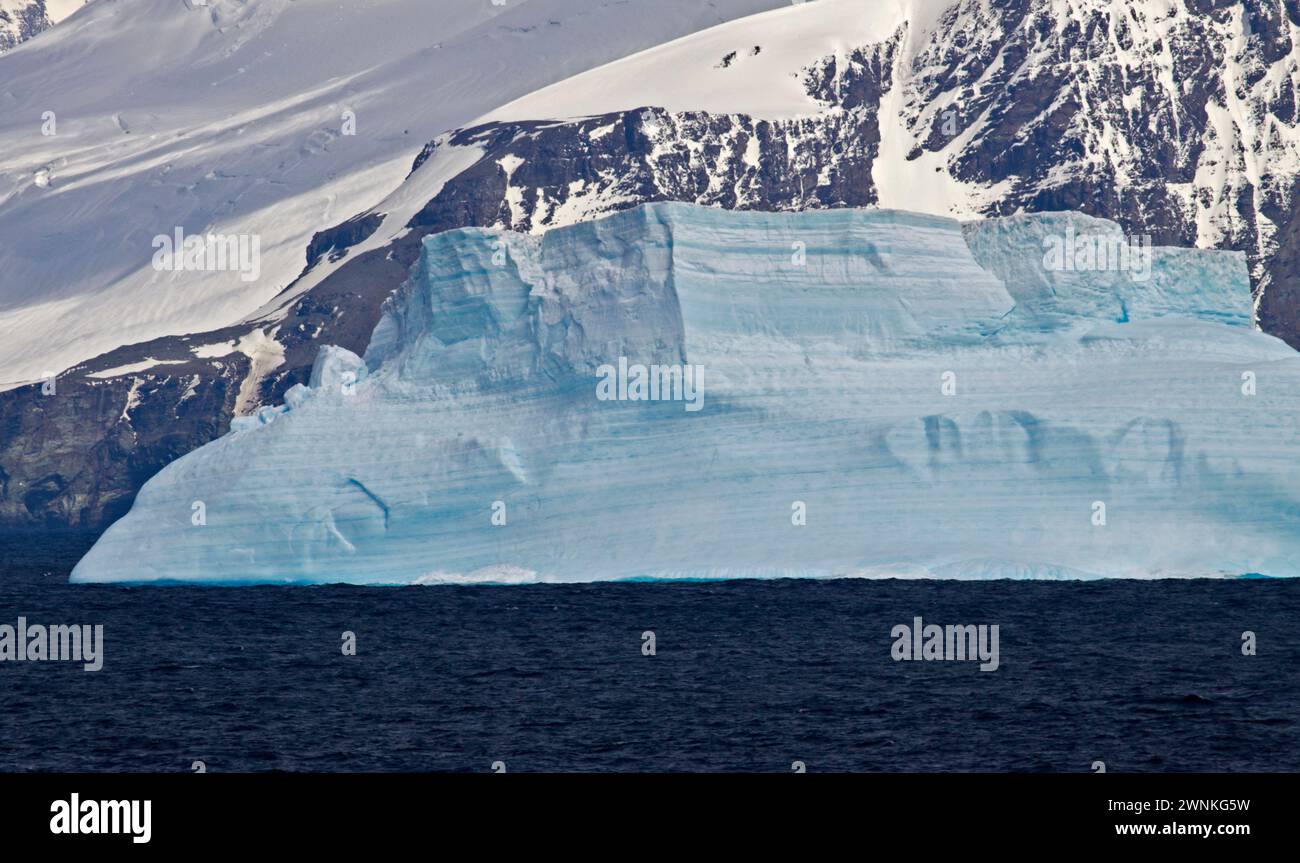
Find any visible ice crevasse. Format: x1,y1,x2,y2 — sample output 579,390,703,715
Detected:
71,203,1300,583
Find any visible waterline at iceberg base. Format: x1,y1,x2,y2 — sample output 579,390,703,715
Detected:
71,204,1300,584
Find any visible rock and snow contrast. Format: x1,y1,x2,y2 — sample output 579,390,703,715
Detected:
71,204,1300,584
9,0,1300,535
0,1,50,53
0,0,787,388
0,0,789,528
0,2,83,51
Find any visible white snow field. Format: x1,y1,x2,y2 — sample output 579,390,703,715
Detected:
476,0,953,124
0,0,791,388
247,0,973,329
71,204,1300,584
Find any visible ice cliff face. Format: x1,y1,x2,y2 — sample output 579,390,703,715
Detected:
71,204,1300,584
0,0,792,530
15,0,1300,533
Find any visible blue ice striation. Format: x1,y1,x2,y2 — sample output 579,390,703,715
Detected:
71,203,1300,583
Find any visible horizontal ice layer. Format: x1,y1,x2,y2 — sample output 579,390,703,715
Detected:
72,203,1300,583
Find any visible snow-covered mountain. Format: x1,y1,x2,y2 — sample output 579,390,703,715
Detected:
0,0,787,389
0,0,49,52
391,0,1300,333
0,0,81,51
239,0,1300,382
8,0,1300,531
71,204,1300,584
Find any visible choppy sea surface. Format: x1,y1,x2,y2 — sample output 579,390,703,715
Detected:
2,532,1297,772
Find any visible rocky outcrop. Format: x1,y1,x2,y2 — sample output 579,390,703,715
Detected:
0,1,49,53
0,343,246,528
9,0,1300,530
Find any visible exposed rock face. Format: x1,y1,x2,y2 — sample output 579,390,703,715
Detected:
290,0,1300,356
901,0,1300,345
0,336,248,528
8,0,1300,530
0,1,49,53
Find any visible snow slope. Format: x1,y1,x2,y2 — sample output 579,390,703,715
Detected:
71,204,1300,584
477,0,943,123
407,0,1300,338
0,0,790,388
260,0,959,318
13,0,1300,537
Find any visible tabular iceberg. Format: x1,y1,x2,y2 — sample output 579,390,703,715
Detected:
70,203,1300,584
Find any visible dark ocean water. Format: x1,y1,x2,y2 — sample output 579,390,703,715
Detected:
1,532,1297,773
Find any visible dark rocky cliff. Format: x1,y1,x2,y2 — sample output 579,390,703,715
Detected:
6,0,1300,530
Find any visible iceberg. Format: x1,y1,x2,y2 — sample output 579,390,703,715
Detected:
70,203,1300,584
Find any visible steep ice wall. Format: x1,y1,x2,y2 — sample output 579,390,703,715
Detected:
71,203,1300,584
0,0,792,388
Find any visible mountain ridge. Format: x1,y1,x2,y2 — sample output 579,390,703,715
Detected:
7,0,1300,531
0,0,50,52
